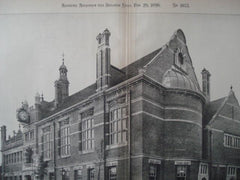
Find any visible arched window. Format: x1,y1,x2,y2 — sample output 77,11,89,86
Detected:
178,52,184,65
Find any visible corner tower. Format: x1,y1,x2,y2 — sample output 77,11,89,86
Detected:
55,54,69,107
96,29,111,91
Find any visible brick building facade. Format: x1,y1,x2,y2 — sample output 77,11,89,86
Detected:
1,29,240,180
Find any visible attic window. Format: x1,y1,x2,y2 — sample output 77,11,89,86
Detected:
178,52,184,65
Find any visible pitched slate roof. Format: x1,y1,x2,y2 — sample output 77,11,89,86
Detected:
41,48,162,119
204,89,240,126
42,83,96,118
121,48,162,79
203,97,226,125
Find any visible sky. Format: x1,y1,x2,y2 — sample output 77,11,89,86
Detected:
0,11,240,162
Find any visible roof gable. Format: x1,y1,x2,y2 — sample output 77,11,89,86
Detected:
206,90,240,131
142,29,200,91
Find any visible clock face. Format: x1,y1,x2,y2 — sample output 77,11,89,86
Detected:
18,110,29,122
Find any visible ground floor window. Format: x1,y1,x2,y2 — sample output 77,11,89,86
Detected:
176,166,187,180
149,164,160,180
62,169,70,180
109,166,117,180
74,169,83,180
227,166,237,180
88,168,95,180
49,172,54,180
199,163,208,176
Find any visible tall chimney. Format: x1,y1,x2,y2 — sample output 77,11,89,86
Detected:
96,29,111,91
1,125,6,145
35,92,41,121
201,68,211,102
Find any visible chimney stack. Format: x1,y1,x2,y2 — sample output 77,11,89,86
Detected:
201,68,211,102
1,125,6,145
35,92,41,121
96,29,111,91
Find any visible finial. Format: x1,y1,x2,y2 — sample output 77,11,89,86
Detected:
62,53,65,65
41,92,44,101
230,85,233,90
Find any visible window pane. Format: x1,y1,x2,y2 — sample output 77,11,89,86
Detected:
114,122,117,131
118,120,121,131
122,119,126,129
122,132,127,142
118,108,121,119
122,107,127,117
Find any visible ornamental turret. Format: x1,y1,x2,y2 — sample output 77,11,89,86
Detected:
55,54,69,107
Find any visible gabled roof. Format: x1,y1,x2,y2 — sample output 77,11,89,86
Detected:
204,97,226,125
204,89,240,126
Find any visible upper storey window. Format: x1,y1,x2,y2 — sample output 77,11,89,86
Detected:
25,147,33,163
224,133,240,149
108,96,128,146
25,130,34,142
79,109,95,152
109,106,127,145
58,118,70,157
41,126,52,160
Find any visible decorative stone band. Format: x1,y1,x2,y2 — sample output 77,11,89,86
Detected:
131,96,202,117
132,110,202,128
175,160,191,165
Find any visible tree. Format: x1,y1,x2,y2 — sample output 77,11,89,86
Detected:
35,155,48,180
96,139,104,180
